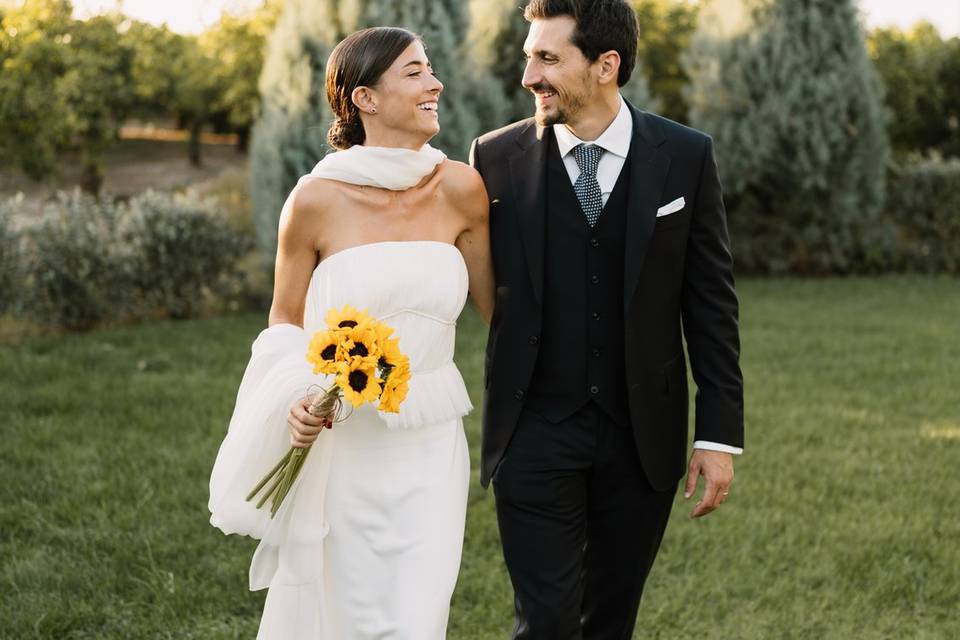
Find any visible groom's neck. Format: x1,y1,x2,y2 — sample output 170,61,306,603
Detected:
561,90,622,142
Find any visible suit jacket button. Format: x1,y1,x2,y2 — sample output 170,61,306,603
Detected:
591,238,600,248
515,389,525,400
590,385,599,395
529,335,539,345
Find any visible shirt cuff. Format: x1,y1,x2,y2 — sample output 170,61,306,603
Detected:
693,440,743,455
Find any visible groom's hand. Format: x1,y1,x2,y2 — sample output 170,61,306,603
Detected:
684,450,734,518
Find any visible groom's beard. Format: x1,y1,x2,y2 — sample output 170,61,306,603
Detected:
530,80,589,127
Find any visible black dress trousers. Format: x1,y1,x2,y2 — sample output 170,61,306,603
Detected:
492,402,677,640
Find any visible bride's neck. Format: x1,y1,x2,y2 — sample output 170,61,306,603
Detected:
361,128,432,151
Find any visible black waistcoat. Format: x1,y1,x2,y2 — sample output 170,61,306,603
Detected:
525,133,631,426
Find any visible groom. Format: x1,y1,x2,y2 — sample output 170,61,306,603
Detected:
469,1,744,638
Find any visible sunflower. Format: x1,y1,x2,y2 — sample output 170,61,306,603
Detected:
377,335,407,371
372,320,395,344
342,322,382,365
326,305,373,332
378,361,411,414
336,358,383,407
305,329,346,375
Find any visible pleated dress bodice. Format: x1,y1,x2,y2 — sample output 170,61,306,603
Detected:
303,240,473,430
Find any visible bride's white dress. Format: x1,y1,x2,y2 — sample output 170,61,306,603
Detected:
209,240,472,639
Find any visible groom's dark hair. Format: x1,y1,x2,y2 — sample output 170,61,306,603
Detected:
524,0,639,87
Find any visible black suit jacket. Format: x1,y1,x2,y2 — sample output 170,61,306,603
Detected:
469,101,744,490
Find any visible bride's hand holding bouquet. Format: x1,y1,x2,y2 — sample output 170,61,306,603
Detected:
246,304,411,517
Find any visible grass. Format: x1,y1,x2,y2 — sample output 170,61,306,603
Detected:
1,277,958,639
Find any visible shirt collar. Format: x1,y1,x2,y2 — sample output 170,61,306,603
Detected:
553,94,633,160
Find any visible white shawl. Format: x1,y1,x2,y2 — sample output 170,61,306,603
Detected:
304,143,445,189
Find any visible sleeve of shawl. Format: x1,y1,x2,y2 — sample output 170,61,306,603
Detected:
207,323,322,540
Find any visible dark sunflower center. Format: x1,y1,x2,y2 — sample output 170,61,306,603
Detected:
321,345,337,361
348,370,369,392
338,320,358,328
349,343,369,358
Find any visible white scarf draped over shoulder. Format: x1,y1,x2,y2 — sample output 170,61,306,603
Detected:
301,143,445,189
207,143,446,592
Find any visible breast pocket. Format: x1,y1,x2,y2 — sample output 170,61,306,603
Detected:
654,206,691,231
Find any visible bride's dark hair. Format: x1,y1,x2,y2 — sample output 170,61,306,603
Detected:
325,27,420,150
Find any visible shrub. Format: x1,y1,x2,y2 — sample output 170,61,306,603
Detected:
19,192,130,330
881,156,960,273
14,189,254,330
684,0,889,274
121,190,254,319
0,198,22,316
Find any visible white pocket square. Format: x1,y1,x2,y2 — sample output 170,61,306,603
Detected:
656,197,685,217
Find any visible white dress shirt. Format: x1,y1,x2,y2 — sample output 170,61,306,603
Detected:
552,95,743,456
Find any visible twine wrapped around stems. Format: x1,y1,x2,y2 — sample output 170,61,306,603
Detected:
245,385,347,518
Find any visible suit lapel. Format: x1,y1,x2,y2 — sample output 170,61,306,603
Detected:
509,122,549,306
623,104,670,316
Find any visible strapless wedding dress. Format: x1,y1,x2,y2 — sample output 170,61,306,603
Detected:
209,241,473,639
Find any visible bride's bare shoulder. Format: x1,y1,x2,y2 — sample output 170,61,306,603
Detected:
439,160,488,218
282,177,349,226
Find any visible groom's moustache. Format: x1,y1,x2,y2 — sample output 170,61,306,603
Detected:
528,83,557,95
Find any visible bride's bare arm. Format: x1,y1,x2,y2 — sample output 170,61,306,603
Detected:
267,182,330,447
451,164,495,324
268,183,328,328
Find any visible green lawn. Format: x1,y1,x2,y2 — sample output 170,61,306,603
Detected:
1,277,958,639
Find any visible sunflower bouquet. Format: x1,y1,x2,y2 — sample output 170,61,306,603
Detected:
246,305,411,517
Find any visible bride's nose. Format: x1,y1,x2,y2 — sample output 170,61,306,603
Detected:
429,74,443,95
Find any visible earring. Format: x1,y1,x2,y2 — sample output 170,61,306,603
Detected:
370,107,377,114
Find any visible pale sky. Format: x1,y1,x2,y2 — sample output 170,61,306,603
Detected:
71,0,263,34
68,0,960,37
861,0,960,36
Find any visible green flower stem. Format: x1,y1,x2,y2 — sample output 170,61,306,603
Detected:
271,472,292,517
271,447,306,517
248,385,342,518
256,462,290,510
245,448,294,502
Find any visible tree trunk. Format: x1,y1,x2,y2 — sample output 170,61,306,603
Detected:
236,127,250,153
79,157,103,197
188,120,202,167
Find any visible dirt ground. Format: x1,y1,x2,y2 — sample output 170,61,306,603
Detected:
0,137,248,223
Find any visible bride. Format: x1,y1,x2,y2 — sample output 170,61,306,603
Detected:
208,26,494,639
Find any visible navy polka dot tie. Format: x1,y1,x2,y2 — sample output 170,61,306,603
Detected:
572,144,605,227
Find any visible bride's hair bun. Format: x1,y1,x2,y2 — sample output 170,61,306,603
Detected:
327,113,365,150
325,27,420,150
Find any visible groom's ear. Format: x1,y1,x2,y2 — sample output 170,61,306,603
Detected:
351,86,377,114
595,50,621,86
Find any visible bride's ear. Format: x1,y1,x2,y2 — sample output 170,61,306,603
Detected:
351,86,378,115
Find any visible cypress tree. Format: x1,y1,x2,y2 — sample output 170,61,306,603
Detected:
249,0,341,264
684,0,889,274
468,0,533,123
250,0,504,264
